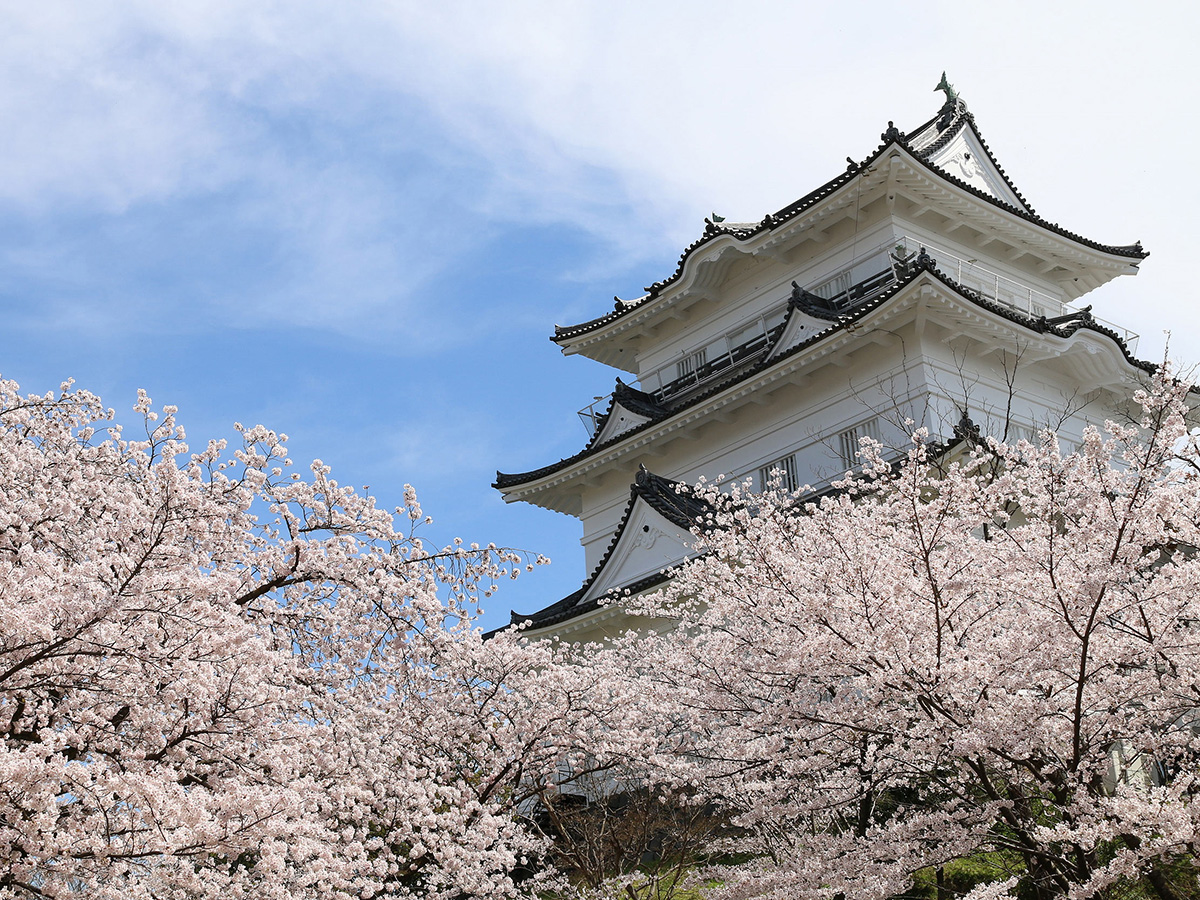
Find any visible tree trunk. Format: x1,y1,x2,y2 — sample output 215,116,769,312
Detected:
1144,864,1190,900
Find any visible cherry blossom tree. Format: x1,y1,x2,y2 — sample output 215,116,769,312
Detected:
0,376,597,900
620,373,1200,900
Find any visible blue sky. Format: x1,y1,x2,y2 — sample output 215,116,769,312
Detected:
3,1,1199,631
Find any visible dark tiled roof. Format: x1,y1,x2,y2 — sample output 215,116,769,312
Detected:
492,570,673,637
550,99,1146,345
552,301,640,342
613,378,667,418
579,378,671,455
495,257,1151,491
499,449,960,634
501,466,712,630
788,282,842,320
632,465,713,529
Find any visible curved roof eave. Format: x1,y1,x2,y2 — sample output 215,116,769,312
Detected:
502,440,969,633
903,131,1145,263
550,109,1146,347
496,263,1152,492
497,570,673,636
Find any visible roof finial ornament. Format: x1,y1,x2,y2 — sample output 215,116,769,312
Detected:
935,71,958,107
954,409,982,447
935,72,966,130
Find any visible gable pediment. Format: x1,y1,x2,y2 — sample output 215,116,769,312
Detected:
590,379,669,446
921,124,1029,212
580,498,692,605
593,400,655,445
767,286,846,361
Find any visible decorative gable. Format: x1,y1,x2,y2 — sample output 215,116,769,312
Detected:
590,380,667,445
578,466,709,606
578,499,691,605
767,282,856,360
922,123,1029,212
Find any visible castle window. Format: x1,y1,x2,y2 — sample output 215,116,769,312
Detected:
677,348,708,382
837,418,882,468
759,453,797,492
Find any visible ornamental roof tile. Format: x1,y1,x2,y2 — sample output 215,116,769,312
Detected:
612,378,668,419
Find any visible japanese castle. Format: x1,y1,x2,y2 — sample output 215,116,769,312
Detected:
495,79,1150,643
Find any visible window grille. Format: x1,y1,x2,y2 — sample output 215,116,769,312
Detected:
676,348,707,381
759,453,797,492
837,418,882,467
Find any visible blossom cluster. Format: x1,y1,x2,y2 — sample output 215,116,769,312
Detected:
0,378,590,900
5,369,1200,900
599,370,1200,899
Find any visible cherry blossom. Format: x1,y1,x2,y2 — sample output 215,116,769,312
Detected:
0,376,574,899
613,370,1200,900
12,368,1200,899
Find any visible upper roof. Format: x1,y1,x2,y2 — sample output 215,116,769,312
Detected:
551,90,1146,346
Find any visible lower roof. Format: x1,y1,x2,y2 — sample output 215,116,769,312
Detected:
496,254,1151,496
498,466,709,632
500,430,983,636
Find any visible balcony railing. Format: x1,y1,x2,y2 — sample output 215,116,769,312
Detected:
649,321,786,400
576,234,1140,436
893,235,1140,352
577,396,610,436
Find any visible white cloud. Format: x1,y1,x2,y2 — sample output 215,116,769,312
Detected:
1,0,1198,359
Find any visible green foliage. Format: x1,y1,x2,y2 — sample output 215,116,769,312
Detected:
901,851,1025,899
898,850,1200,900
